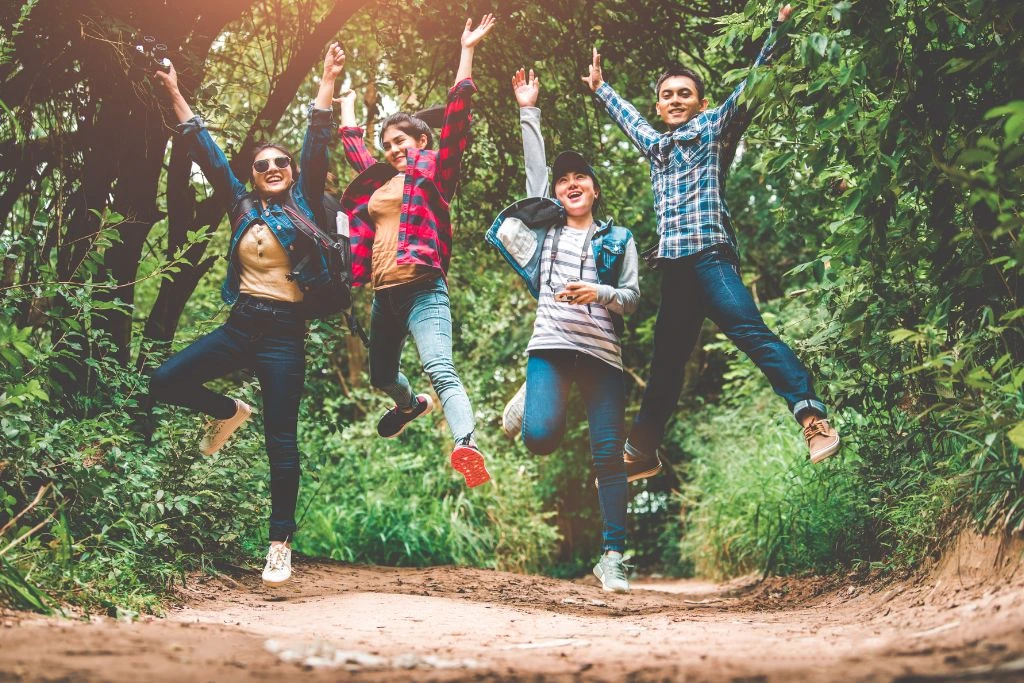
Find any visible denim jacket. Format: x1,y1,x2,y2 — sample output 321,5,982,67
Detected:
176,106,334,305
486,106,640,334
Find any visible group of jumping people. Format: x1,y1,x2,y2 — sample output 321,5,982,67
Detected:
149,4,840,594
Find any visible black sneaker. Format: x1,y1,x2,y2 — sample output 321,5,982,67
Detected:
377,393,433,438
624,441,662,482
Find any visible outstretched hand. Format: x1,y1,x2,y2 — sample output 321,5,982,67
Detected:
153,61,179,94
323,42,346,79
462,14,496,49
581,47,603,93
777,4,793,22
512,68,539,108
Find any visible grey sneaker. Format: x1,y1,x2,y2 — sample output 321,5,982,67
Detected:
199,399,253,456
501,382,526,439
593,551,630,593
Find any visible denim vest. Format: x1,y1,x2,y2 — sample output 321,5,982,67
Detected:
223,190,331,306
486,196,633,333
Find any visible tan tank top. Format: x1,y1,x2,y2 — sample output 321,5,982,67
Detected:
369,174,436,290
237,222,303,303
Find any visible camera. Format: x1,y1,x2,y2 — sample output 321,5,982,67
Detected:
132,34,171,73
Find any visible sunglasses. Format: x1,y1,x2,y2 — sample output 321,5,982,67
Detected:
252,156,291,174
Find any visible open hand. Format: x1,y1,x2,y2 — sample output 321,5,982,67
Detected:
153,61,179,94
777,4,793,22
512,68,539,108
562,281,600,306
323,42,346,79
462,14,496,49
581,47,603,93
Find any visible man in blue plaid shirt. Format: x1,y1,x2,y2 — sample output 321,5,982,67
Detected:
585,3,840,472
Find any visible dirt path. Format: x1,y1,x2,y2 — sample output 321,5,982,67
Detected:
3,533,1024,682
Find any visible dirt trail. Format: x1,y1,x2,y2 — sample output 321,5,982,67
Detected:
3,532,1024,682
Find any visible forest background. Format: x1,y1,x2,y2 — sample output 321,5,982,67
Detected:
0,0,1021,614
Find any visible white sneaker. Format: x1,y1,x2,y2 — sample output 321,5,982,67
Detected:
593,551,630,593
199,399,253,455
262,543,292,587
501,382,526,439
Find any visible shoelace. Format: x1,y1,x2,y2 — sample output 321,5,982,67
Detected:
266,545,289,572
803,419,830,440
604,555,630,582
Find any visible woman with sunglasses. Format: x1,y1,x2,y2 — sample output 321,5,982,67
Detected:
335,15,495,488
150,43,346,587
487,69,639,592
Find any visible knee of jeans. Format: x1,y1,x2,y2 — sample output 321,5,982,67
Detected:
726,323,779,350
369,367,397,391
593,449,626,479
522,421,560,455
266,439,300,471
422,357,460,392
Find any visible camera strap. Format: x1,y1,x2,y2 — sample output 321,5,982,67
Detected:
546,222,597,293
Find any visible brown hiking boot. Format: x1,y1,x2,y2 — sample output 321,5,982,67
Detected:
804,417,840,464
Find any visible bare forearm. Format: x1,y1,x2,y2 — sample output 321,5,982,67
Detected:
167,89,196,123
340,98,357,127
314,73,336,110
454,46,475,85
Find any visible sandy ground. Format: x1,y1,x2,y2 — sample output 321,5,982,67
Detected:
2,532,1024,682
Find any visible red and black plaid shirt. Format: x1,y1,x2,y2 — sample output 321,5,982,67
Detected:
339,78,476,287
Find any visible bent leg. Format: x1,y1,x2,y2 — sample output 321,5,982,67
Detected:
628,259,704,455
369,294,416,410
149,323,248,419
522,351,573,455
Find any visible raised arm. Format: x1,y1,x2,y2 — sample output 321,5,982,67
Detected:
436,16,494,200
454,14,495,86
585,48,663,161
298,43,344,204
513,68,548,198
154,62,246,200
715,4,793,134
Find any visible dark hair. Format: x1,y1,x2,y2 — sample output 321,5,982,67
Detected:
249,142,297,184
654,65,705,101
378,112,434,149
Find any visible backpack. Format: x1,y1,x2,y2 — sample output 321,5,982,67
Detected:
283,194,368,345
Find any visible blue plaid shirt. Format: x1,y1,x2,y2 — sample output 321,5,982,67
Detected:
594,25,782,260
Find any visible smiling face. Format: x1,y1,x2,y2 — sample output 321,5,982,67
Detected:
655,74,708,129
554,171,598,219
381,125,429,172
251,147,294,198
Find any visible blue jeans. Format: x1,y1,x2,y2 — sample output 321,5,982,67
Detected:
629,246,826,457
523,350,628,553
369,277,475,442
150,294,306,542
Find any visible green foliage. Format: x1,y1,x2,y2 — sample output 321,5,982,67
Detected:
2,0,1023,612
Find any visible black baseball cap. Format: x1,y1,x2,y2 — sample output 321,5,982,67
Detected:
551,150,600,195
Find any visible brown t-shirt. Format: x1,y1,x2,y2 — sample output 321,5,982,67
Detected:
369,174,435,290
237,222,303,302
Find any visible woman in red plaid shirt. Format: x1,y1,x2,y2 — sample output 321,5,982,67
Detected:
337,15,495,488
